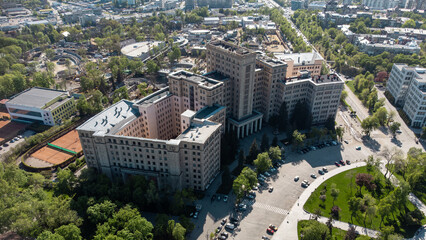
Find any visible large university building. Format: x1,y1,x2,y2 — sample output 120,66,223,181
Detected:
78,41,343,190
6,87,76,126
386,64,426,127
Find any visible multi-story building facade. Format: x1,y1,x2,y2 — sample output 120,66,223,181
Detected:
254,57,287,121
386,64,426,127
362,0,400,9
274,52,324,78
278,72,344,125
207,40,263,138
6,87,76,126
77,85,225,191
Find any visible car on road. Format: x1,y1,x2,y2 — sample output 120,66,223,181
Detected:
323,167,328,172
225,223,235,231
269,224,278,231
268,187,274,192
356,146,361,150
318,169,324,175
311,174,317,179
335,162,341,167
294,176,299,181
223,195,228,202
339,160,346,166
346,160,351,165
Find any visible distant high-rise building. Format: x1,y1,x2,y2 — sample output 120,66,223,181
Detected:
386,64,426,127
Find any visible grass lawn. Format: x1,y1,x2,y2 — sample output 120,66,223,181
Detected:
304,166,425,238
298,220,370,240
345,81,356,93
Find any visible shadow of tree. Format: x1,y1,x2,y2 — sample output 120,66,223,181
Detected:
391,137,402,147
361,136,381,152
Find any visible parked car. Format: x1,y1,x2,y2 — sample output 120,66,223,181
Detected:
335,162,341,167
262,236,270,240
266,228,274,234
344,140,349,144
339,160,346,166
269,224,278,231
268,187,274,192
217,195,221,201
221,219,227,225
322,167,328,172
225,223,235,230
294,176,300,181
310,174,317,179
3,143,8,147
220,232,229,238
264,172,271,177
356,146,361,150
223,195,228,202
318,169,324,175
10,139,14,143
302,180,309,186
238,203,247,211
193,212,198,219
346,160,351,165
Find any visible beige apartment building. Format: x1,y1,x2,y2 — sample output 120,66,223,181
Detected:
278,72,344,124
77,71,227,191
254,57,287,121
207,40,263,138
274,52,324,78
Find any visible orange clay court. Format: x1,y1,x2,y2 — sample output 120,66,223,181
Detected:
30,147,73,165
50,130,83,153
29,130,82,165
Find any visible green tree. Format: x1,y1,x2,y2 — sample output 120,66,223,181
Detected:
335,126,344,142
268,146,281,163
54,224,82,240
278,101,289,132
37,231,65,240
340,90,348,103
389,122,401,138
374,107,388,126
402,19,416,28
254,152,272,174
146,60,159,74
361,116,379,136
292,130,306,151
330,183,340,205
260,133,269,152
168,46,181,63
247,139,259,164
87,200,117,225
240,167,257,189
233,174,250,201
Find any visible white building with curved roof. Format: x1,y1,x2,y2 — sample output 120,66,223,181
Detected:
121,41,166,61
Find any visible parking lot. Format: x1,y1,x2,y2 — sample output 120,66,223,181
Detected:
191,135,372,240
0,130,36,157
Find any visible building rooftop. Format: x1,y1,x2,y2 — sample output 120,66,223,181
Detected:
7,87,69,109
257,56,287,67
135,87,170,106
203,71,230,81
176,119,221,143
274,51,324,65
77,99,139,134
285,73,343,85
170,71,223,89
194,105,224,119
209,40,254,56
121,41,164,58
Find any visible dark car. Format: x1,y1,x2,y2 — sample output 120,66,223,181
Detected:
3,143,8,147
221,232,229,238
266,228,275,234
339,160,345,166
346,160,351,165
335,162,340,167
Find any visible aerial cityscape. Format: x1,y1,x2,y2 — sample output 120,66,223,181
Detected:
0,0,425,240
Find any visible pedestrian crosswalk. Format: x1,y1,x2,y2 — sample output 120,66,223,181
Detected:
253,202,289,215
